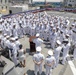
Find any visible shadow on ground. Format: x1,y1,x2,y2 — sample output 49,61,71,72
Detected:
27,70,45,75
27,70,34,75
26,48,30,53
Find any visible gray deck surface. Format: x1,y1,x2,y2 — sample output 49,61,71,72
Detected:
0,11,76,75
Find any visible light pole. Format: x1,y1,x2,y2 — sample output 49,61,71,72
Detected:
45,0,46,5
45,0,47,8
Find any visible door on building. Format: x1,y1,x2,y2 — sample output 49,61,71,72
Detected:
9,10,12,14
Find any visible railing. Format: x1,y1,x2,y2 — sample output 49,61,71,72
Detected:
46,7,76,13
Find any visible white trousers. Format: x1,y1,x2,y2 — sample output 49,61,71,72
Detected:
46,67,52,75
34,64,42,75
12,53,18,65
73,49,76,60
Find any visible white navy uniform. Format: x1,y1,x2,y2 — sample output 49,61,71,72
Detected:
39,25,44,39
35,25,40,34
43,29,48,41
12,43,18,65
12,26,18,37
5,39,10,49
18,24,24,38
50,32,57,49
54,46,62,67
33,37,43,48
68,29,73,43
2,37,7,49
30,24,36,36
0,33,3,40
59,31,64,43
45,55,56,75
25,20,30,35
73,44,76,60
72,28,76,45
33,52,44,75
15,39,21,51
62,42,71,64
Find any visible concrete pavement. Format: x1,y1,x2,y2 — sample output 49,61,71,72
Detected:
19,11,76,75
19,34,76,75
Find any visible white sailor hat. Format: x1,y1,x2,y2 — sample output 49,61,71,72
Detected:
36,33,40,37
50,24,53,27
15,37,18,40
63,39,68,43
10,38,15,41
36,47,41,52
53,28,55,30
0,29,2,31
6,36,10,39
57,27,59,29
4,34,7,36
72,23,75,26
48,50,53,56
61,30,63,32
66,34,69,37
56,40,61,45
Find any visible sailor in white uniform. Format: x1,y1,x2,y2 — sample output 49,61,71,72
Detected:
68,26,73,43
39,23,44,39
1,34,7,49
0,30,3,48
45,50,56,75
54,40,62,67
15,37,21,51
43,23,49,41
33,33,43,48
18,23,24,38
72,25,76,45
50,28,57,49
73,43,76,60
62,39,71,65
12,24,18,37
33,47,44,75
4,36,10,49
0,29,3,40
11,38,18,65
30,23,36,36
35,24,40,34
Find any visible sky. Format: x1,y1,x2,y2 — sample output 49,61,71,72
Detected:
33,0,63,2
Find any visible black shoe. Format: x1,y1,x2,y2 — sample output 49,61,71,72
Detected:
15,63,20,67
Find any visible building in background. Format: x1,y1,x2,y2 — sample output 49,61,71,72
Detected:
64,0,76,7
9,0,28,4
8,0,29,14
0,0,9,15
9,4,28,14
29,0,63,8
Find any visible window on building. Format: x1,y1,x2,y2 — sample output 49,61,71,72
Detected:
1,0,2,3
2,6,3,9
5,0,7,3
68,4,72,7
6,6,7,9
